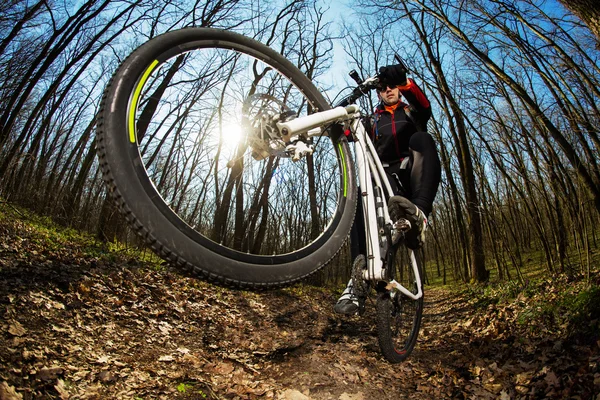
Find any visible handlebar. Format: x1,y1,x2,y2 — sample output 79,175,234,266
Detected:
335,74,380,107
335,55,410,108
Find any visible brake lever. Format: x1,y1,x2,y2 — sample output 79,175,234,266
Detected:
337,71,381,107
393,54,409,74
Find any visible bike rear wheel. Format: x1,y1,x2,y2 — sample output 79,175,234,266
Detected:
376,247,424,363
96,27,356,288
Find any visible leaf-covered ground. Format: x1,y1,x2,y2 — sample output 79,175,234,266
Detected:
0,210,599,399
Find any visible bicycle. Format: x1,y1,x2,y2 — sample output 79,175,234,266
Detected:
96,27,424,363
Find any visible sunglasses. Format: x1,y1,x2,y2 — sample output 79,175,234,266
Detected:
377,84,395,92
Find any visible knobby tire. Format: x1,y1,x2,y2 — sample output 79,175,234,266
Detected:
376,248,424,363
96,28,356,288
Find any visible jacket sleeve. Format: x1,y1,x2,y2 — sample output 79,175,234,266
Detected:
397,78,432,130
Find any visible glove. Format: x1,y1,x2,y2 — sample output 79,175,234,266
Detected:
378,64,407,87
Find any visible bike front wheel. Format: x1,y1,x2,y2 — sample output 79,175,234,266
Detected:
376,247,424,363
96,28,357,288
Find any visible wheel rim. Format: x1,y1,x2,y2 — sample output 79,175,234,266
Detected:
123,39,349,262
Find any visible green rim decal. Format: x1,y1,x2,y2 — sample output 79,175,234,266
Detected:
338,143,347,197
129,60,159,143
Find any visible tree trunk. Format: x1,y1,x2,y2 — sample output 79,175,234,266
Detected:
558,0,600,44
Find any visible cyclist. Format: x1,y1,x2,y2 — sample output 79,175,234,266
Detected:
334,63,442,315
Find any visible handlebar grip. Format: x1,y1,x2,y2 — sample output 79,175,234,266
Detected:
349,70,362,85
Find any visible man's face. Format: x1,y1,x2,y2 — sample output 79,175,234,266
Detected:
379,85,400,106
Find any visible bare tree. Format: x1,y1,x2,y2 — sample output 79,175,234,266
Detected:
557,0,600,45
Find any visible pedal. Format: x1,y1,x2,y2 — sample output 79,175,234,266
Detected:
351,255,369,315
394,218,411,231
392,218,411,244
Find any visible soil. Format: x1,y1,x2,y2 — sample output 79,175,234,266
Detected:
0,214,598,399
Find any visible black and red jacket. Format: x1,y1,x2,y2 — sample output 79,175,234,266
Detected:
368,78,432,163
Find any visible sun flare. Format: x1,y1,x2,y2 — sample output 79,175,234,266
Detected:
218,120,247,153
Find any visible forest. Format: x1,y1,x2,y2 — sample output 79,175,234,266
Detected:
1,0,599,287
2,0,600,398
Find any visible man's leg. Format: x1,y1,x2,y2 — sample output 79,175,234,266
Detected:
407,132,441,216
389,132,441,248
334,191,367,315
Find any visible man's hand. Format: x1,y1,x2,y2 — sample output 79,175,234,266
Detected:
378,64,407,87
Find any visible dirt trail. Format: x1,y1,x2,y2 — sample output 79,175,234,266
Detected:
0,216,598,399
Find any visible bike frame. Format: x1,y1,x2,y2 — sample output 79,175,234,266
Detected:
278,105,423,301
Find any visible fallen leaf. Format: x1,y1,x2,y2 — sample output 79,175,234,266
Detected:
279,389,309,400
515,371,534,385
51,325,69,333
8,321,26,337
96,355,110,364
54,379,69,400
339,392,364,400
97,370,115,383
158,322,172,335
214,362,234,374
484,383,503,394
545,371,560,387
0,382,23,400
37,367,63,381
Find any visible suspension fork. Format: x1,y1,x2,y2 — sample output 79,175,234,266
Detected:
351,120,423,301
353,121,392,282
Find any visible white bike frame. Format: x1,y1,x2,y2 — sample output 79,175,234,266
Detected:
278,105,423,301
